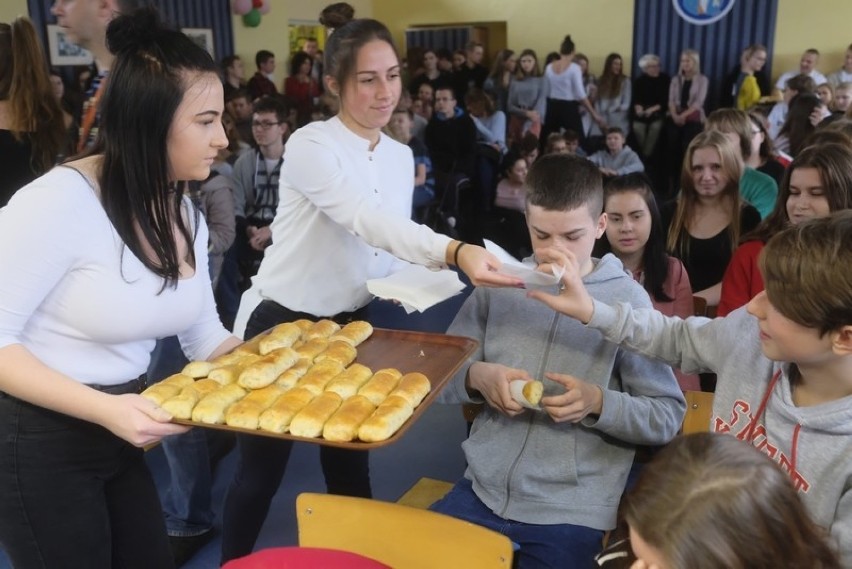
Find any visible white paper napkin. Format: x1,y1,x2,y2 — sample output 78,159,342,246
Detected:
483,239,563,289
367,265,466,314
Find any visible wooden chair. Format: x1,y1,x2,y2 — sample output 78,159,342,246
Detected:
296,492,513,569
681,390,714,434
692,296,717,318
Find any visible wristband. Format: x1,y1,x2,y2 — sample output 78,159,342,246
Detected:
453,241,467,267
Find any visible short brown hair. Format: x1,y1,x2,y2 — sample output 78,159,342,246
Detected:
624,433,841,569
761,210,852,335
324,19,397,94
706,108,753,159
525,153,603,216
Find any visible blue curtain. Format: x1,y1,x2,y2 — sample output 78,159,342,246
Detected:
405,27,471,54
27,0,233,64
632,0,778,110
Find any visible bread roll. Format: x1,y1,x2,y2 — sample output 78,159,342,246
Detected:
294,338,329,361
274,357,312,389
325,363,374,399
161,389,200,420
358,395,414,442
190,378,222,397
233,333,265,356
141,383,180,406
323,395,377,442
211,351,256,367
509,379,544,409
258,387,316,433
389,372,431,408
289,392,343,438
181,361,216,379
303,319,341,341
296,360,345,395
224,386,283,429
258,322,302,355
314,340,357,367
292,319,314,333
358,368,402,405
160,373,196,388
329,321,374,347
207,364,241,386
191,383,247,424
238,347,299,389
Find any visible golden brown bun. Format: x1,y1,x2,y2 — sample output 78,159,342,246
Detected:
237,347,299,389
292,319,314,333
258,322,302,355
258,387,316,433
211,351,258,368
190,379,222,397
323,395,377,442
289,392,343,438
160,374,196,388
180,361,216,379
274,357,312,389
328,321,374,347
325,363,374,399
233,334,265,356
141,383,181,406
224,385,284,430
358,368,403,406
296,360,345,395
191,383,247,424
161,389,200,420
358,395,413,442
314,340,357,367
303,319,341,341
207,364,241,386
389,372,431,408
523,380,544,406
294,338,330,361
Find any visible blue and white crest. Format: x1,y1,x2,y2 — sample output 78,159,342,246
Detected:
672,0,736,25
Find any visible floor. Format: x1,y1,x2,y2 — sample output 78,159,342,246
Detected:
0,279,473,569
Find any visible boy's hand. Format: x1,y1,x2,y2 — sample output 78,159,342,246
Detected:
527,246,595,323
467,362,529,417
541,372,603,423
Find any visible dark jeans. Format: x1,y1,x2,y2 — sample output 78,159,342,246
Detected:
0,385,174,569
220,300,372,563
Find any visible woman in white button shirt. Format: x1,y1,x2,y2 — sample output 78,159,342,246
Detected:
221,17,521,564
541,35,602,150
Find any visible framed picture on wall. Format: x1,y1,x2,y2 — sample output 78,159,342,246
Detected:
46,24,94,66
182,28,215,58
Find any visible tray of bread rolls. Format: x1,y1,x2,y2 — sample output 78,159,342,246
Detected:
142,319,478,449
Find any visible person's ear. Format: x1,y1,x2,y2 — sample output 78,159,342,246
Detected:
596,212,607,238
325,76,339,97
831,325,852,356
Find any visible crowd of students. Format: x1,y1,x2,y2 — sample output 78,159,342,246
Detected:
3,2,852,568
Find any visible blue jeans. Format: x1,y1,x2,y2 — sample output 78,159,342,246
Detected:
431,478,603,569
0,389,174,568
149,336,215,537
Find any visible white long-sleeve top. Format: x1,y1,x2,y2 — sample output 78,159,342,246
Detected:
0,167,231,385
235,116,452,333
545,61,587,101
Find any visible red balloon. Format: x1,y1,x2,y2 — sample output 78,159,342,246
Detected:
252,0,262,7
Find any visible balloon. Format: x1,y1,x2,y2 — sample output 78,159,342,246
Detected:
242,8,261,27
252,0,262,7
258,0,271,15
231,0,251,15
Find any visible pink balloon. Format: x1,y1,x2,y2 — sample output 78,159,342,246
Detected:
258,0,271,15
231,0,252,15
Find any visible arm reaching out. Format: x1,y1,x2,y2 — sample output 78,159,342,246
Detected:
526,246,596,322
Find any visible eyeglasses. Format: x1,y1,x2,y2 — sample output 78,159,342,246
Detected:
252,120,281,129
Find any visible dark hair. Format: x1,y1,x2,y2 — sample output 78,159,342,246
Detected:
517,132,540,155
464,87,495,116
228,87,250,104
319,2,355,30
93,7,219,288
255,49,274,68
605,126,625,136
514,48,541,79
290,50,313,77
0,17,66,174
435,48,451,62
487,48,515,82
748,111,777,161
500,150,524,177
221,54,241,74
786,73,817,94
563,129,579,142
743,143,852,244
544,51,560,66
595,174,673,302
779,92,822,156
324,19,397,94
597,52,626,100
624,433,841,569
253,96,290,125
525,153,603,215
559,35,575,56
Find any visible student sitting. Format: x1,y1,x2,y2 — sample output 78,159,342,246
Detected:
531,210,852,566
588,127,644,177
624,433,841,569
387,107,435,221
433,153,685,569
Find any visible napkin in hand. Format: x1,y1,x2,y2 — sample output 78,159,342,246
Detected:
367,265,466,314
483,239,563,289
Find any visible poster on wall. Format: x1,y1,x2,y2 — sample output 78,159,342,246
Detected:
672,0,736,25
182,28,215,58
46,24,94,66
289,21,325,56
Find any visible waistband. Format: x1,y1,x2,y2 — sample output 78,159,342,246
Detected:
0,375,147,400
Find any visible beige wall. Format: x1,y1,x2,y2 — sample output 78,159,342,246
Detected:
0,0,29,24
230,0,372,81
772,0,852,82
372,0,635,76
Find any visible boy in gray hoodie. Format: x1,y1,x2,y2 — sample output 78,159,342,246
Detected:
433,154,685,569
531,210,852,566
